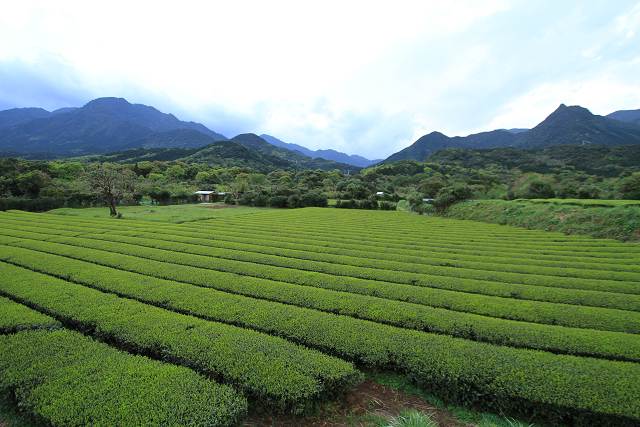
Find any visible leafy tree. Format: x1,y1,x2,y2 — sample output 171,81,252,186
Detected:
83,164,138,216
474,170,500,194
166,165,186,180
287,194,303,208
433,185,473,210
50,162,85,181
616,172,640,200
419,175,448,198
17,170,49,198
249,173,266,186
136,161,158,177
147,173,164,182
269,196,287,208
521,180,555,199
254,194,270,207
195,171,221,185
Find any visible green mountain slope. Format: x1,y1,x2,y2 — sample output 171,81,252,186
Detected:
382,130,519,163
260,134,382,167
231,133,361,171
513,104,640,150
114,129,224,150
0,98,227,154
65,140,293,170
606,108,640,124
0,107,53,128
426,144,640,177
383,132,453,163
382,105,640,164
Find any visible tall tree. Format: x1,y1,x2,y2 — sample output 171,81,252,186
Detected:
83,163,137,216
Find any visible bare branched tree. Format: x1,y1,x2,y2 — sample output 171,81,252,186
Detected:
83,163,137,216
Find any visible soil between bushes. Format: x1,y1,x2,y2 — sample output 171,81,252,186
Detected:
242,380,473,427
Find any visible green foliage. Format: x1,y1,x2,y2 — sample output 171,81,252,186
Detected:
2,209,640,425
0,329,246,426
0,260,361,414
49,162,84,180
426,144,640,179
16,170,49,197
433,185,473,209
0,295,61,333
419,175,448,197
84,163,138,216
616,172,640,200
448,200,640,242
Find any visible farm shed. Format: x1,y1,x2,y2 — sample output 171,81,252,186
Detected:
194,191,215,202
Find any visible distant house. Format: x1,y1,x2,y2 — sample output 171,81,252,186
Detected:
376,192,384,195
194,191,215,202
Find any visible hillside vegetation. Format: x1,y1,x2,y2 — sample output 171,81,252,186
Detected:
382,104,640,164
447,200,640,242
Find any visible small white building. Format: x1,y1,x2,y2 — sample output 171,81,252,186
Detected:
194,191,215,202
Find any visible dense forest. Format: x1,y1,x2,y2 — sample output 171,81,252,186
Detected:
2,141,640,215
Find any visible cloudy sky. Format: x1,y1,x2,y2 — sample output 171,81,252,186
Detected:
1,1,640,159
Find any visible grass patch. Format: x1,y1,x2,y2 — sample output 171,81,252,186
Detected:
516,198,640,207
387,410,437,427
46,203,281,223
447,200,640,242
365,371,554,427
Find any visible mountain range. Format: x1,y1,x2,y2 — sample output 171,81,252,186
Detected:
0,98,379,168
0,98,227,155
2,97,640,170
382,104,640,163
259,134,382,167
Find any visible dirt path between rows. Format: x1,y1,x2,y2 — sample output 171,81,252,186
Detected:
242,380,474,427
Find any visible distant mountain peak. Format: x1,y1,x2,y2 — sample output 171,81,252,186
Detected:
0,97,228,154
513,103,640,150
606,108,640,124
259,134,381,167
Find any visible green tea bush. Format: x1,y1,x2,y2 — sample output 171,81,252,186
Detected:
0,329,246,427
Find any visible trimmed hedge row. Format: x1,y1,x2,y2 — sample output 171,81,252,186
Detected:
10,210,640,271
2,237,639,336
0,295,61,334
3,244,638,362
2,222,638,311
0,256,638,424
155,225,640,273
11,231,639,314
0,329,247,427
0,261,361,413
218,209,640,249
209,210,640,251
79,230,640,292
3,225,629,317
3,211,640,424
218,220,640,253
6,211,640,264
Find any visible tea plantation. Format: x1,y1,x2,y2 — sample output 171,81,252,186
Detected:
1,208,639,426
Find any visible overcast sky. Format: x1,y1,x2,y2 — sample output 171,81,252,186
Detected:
1,1,640,159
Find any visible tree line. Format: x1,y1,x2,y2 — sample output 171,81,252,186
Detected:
1,155,639,216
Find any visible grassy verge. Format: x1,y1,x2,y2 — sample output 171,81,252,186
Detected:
446,200,640,243
45,203,280,223
365,371,555,427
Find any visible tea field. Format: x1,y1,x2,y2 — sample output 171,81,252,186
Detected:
1,208,639,426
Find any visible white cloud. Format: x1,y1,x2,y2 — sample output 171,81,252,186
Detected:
1,1,640,159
